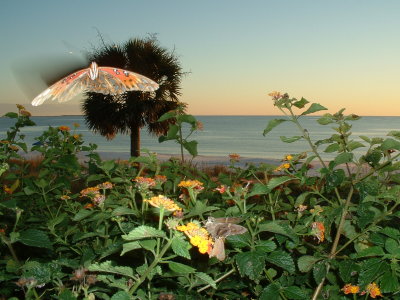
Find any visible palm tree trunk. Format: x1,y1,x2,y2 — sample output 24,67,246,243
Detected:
130,126,140,157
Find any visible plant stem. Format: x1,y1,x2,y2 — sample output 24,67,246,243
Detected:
129,238,172,295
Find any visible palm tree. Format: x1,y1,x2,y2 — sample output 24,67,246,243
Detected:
82,36,184,157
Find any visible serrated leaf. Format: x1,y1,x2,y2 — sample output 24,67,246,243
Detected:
284,286,309,299
317,114,334,125
88,261,135,279
263,119,287,136
293,97,309,108
236,250,266,280
267,176,293,191
297,256,321,272
266,250,295,274
58,289,77,300
338,260,358,283
280,136,302,143
195,272,216,289
347,141,364,151
183,140,198,157
353,246,385,258
171,236,191,259
112,206,139,217
255,240,277,253
333,152,353,166
313,261,327,284
301,103,327,115
324,143,339,153
4,112,18,118
358,258,386,287
18,229,53,249
260,283,281,300
73,209,94,221
110,291,132,300
257,222,297,242
122,226,166,241
168,262,196,274
385,238,399,255
121,241,141,256
381,138,400,151
380,270,400,293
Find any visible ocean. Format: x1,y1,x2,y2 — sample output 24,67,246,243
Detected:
1,115,399,161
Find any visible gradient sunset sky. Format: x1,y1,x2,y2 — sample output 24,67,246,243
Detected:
1,1,400,116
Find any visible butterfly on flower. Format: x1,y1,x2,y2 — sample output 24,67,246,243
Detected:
31,62,159,106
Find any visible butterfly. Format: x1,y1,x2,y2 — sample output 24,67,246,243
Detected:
31,62,159,106
204,217,247,261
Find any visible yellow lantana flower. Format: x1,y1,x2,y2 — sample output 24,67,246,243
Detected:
145,195,181,212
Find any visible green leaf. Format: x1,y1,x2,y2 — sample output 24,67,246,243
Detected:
158,111,175,122
263,119,287,136
236,250,266,281
297,256,321,273
347,141,365,151
121,241,141,256
122,226,166,241
58,289,77,300
195,272,217,289
257,222,297,242
266,176,293,191
385,238,399,255
184,201,219,218
284,286,309,299
110,291,132,300
301,103,327,115
73,209,95,221
4,112,18,118
266,250,295,274
380,270,400,293
338,260,359,283
182,140,198,157
387,130,400,140
280,136,302,143
353,246,385,258
112,206,139,217
179,114,197,125
364,151,382,167
166,124,179,139
139,240,157,252
18,229,53,249
260,283,281,300
324,143,339,153
255,240,277,253
88,261,135,279
293,97,309,108
313,261,327,284
325,169,345,190
168,262,196,274
381,138,400,151
317,114,334,125
358,258,386,287
333,152,353,166
171,236,191,259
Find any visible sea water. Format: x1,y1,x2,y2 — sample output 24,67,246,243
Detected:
0,115,399,160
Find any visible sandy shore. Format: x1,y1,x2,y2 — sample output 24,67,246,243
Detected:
97,152,281,168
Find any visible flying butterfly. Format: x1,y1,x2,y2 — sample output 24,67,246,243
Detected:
205,217,247,261
31,62,159,106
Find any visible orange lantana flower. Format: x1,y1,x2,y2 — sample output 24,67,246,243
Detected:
342,284,360,295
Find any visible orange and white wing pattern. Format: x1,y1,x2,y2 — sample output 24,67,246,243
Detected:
31,68,89,106
97,67,159,93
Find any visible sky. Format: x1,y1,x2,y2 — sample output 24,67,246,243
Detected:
1,0,400,116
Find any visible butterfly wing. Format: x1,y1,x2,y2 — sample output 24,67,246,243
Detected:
96,67,159,93
209,237,226,261
31,68,89,106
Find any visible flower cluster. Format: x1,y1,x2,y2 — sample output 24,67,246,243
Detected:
268,91,283,100
97,181,113,190
58,125,70,132
341,284,360,295
341,282,382,298
133,176,156,190
229,153,241,162
274,162,290,172
176,222,213,254
80,182,113,207
178,180,204,191
311,222,325,243
145,195,182,212
214,185,227,194
366,282,382,298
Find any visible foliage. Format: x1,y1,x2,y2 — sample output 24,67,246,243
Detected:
1,97,400,299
